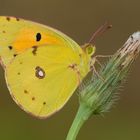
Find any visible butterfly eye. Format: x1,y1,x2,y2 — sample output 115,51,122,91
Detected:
35,66,45,79
36,33,41,41
85,45,96,57
87,46,93,54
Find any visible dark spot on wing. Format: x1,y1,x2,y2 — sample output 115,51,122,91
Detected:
68,63,77,69
32,46,38,55
13,54,17,57
16,18,20,21
17,72,20,75
32,97,35,101
6,17,10,21
2,30,6,33
8,46,13,50
35,66,46,79
19,62,23,64
36,33,41,41
43,102,46,105
24,90,28,94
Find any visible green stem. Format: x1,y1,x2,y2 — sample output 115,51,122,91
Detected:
66,103,93,140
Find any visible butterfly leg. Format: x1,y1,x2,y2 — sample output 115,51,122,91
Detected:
95,55,112,59
90,55,111,81
93,54,112,67
90,64,105,81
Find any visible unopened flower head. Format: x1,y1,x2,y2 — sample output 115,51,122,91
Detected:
78,32,140,115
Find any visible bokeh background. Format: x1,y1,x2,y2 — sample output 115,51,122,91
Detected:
0,0,140,140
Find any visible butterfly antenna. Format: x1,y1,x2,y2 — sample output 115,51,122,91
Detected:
88,21,112,44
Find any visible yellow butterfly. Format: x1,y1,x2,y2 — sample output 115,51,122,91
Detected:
0,16,109,119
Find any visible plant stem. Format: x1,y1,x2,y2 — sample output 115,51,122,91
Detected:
66,103,92,140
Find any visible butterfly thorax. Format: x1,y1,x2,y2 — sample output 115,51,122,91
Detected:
68,44,96,84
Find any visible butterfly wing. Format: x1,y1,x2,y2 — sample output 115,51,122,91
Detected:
5,45,89,118
0,16,80,67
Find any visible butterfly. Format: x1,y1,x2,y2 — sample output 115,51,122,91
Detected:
0,16,110,119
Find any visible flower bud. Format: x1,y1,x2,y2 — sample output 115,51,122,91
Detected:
78,32,140,115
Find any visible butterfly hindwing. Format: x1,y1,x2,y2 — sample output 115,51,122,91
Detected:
5,45,88,118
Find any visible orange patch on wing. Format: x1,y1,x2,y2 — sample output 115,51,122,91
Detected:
13,28,64,52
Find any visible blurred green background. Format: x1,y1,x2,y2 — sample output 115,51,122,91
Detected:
0,0,140,139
